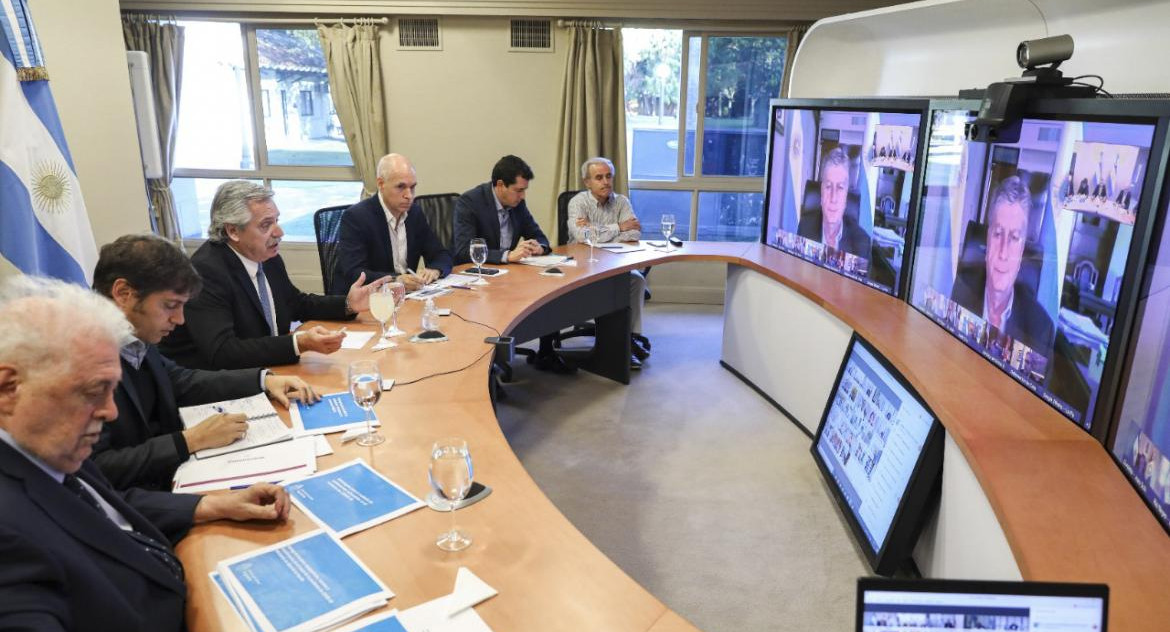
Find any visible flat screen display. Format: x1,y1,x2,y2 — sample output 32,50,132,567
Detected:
812,335,942,574
908,107,1158,428
1111,191,1170,532
857,577,1109,632
763,103,926,295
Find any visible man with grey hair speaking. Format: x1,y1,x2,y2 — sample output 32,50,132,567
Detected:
0,275,291,631
160,180,386,370
567,156,650,368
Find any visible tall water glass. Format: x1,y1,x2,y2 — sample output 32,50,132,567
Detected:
369,284,394,339
661,213,676,246
582,226,599,262
348,360,384,447
469,238,488,275
429,438,474,551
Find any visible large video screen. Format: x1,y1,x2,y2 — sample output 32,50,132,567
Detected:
1111,193,1170,533
811,334,943,575
908,107,1158,429
763,102,925,295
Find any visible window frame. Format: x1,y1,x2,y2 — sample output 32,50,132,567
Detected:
626,29,792,241
173,21,360,246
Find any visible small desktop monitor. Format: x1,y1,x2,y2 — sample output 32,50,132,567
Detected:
762,98,928,296
811,334,944,576
856,577,1109,632
907,98,1170,430
1110,177,1170,534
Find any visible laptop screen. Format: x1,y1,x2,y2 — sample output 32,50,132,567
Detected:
858,578,1108,631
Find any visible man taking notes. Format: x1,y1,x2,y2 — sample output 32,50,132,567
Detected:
453,155,572,373
0,276,291,632
91,234,319,491
333,153,453,293
567,157,651,369
160,180,386,370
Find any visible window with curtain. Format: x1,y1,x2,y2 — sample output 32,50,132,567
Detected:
171,21,361,242
623,29,788,242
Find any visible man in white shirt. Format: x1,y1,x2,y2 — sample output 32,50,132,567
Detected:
567,157,651,368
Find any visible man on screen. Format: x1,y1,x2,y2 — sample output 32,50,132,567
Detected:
798,146,871,258
951,175,1055,354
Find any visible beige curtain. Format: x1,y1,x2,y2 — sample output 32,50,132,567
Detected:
318,22,387,198
122,15,184,242
780,26,809,98
554,26,628,223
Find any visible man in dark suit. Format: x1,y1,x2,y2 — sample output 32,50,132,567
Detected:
0,275,290,632
160,180,386,370
453,155,570,373
91,234,319,491
332,153,452,293
797,146,871,259
951,175,1055,355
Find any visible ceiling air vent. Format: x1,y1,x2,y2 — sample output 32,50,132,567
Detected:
398,17,441,50
510,19,552,52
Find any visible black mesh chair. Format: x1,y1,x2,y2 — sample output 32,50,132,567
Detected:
552,189,651,354
415,193,459,251
313,205,348,295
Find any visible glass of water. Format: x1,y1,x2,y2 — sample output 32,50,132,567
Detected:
368,284,394,340
582,225,599,262
469,238,488,275
429,437,474,551
347,360,383,447
661,213,676,246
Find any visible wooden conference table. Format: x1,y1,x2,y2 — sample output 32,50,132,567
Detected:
180,242,1170,632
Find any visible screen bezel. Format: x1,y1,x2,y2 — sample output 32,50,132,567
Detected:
761,97,931,299
809,332,945,576
906,97,1170,438
855,577,1110,632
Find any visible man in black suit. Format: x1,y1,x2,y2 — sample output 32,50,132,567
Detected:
91,234,320,491
951,175,1055,354
160,180,386,370
0,275,291,632
332,153,452,293
797,146,871,259
453,155,570,373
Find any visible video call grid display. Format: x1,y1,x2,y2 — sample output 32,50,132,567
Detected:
1111,189,1170,533
908,108,1159,429
814,338,938,557
763,104,925,296
859,582,1107,632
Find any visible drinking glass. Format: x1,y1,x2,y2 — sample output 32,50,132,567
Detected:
429,438,474,551
369,284,395,340
347,360,384,447
661,213,676,246
582,226,599,262
469,238,488,275
385,280,406,337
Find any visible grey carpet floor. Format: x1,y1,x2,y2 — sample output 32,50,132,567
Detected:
497,302,869,632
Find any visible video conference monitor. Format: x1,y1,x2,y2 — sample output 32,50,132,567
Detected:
811,334,944,576
1110,180,1170,533
856,577,1109,632
763,99,928,296
907,98,1170,430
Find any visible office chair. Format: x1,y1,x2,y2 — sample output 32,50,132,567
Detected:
552,189,651,356
313,205,349,295
415,193,459,251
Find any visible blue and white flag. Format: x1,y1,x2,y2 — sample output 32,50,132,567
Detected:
0,0,97,285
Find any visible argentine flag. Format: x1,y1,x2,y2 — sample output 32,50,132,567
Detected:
0,0,97,285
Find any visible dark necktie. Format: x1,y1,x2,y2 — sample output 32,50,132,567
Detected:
256,263,276,335
63,474,185,582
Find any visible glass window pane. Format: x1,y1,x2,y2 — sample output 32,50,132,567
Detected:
623,29,682,181
175,22,255,170
630,189,692,240
256,29,353,167
683,36,700,177
697,191,763,242
702,36,787,177
173,177,262,239
270,180,363,242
